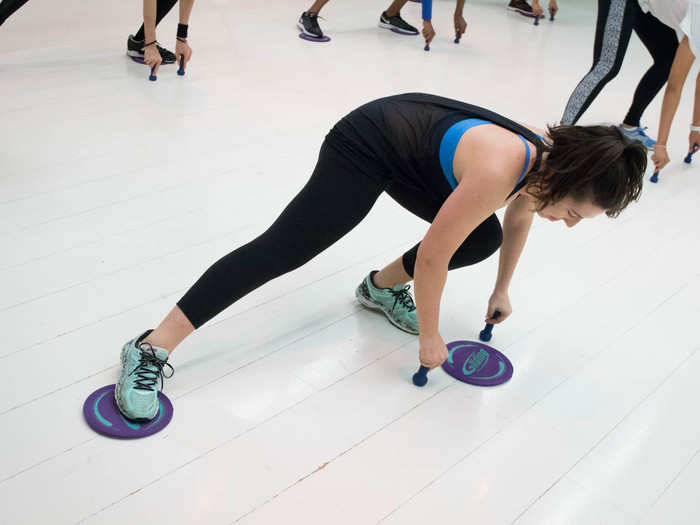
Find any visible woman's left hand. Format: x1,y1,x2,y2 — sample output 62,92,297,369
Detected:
531,0,544,19
423,20,436,46
485,291,512,324
652,144,670,171
175,38,193,70
454,14,467,39
688,130,700,155
548,0,558,16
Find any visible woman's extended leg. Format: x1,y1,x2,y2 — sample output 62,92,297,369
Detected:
146,141,387,352
116,140,387,420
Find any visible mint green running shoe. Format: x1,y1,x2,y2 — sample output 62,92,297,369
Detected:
115,330,173,421
355,271,419,334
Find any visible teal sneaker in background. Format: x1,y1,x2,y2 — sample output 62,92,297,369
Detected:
355,271,419,334
115,330,173,421
619,125,656,150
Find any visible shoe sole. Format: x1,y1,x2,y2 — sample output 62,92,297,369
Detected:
126,49,176,64
296,21,323,39
507,7,536,17
378,21,418,35
355,287,419,335
619,129,656,151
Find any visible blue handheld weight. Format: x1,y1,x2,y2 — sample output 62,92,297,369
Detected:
412,365,430,387
684,143,699,164
650,170,659,183
479,310,502,342
149,66,157,81
177,54,185,76
550,8,555,21
534,15,539,26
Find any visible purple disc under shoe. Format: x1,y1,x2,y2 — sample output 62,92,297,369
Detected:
129,56,147,64
390,28,417,35
441,340,513,387
83,384,173,439
299,33,331,42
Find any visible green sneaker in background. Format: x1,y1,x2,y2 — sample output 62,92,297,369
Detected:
355,271,419,334
115,330,173,421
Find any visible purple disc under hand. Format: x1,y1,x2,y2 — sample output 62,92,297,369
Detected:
129,56,147,65
83,385,173,439
441,340,513,387
299,33,331,43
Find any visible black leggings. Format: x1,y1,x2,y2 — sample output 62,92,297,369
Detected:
134,0,179,42
177,139,503,329
0,0,30,25
561,0,678,126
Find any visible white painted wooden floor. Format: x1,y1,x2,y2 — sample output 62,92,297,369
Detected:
1,0,699,523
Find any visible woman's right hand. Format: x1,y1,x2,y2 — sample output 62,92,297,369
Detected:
175,39,192,70
688,131,700,156
652,144,670,171
422,20,436,46
144,44,162,74
548,0,558,17
531,0,544,19
419,332,448,370
454,13,467,40
486,290,512,324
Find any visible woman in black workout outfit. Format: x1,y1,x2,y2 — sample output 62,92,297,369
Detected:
114,93,646,422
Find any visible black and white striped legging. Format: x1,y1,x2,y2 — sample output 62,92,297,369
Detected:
561,0,678,126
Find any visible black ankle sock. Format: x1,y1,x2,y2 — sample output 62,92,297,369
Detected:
370,271,388,290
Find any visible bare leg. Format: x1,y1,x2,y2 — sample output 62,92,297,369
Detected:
307,0,330,13
385,0,409,17
373,255,412,288
143,306,195,354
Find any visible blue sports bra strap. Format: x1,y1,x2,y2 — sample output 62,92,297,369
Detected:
515,135,531,187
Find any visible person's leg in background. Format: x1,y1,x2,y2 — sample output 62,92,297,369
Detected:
619,6,679,149
379,0,419,36
561,0,637,125
0,0,30,26
298,0,330,39
127,0,179,64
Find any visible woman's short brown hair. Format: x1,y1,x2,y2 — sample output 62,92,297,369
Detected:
526,124,647,217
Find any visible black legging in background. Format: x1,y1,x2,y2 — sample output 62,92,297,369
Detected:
177,139,503,329
0,0,30,25
133,0,178,41
561,0,678,126
0,0,178,33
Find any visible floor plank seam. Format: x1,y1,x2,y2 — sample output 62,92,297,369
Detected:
509,345,700,525
79,339,419,524
230,383,453,525
376,285,689,524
